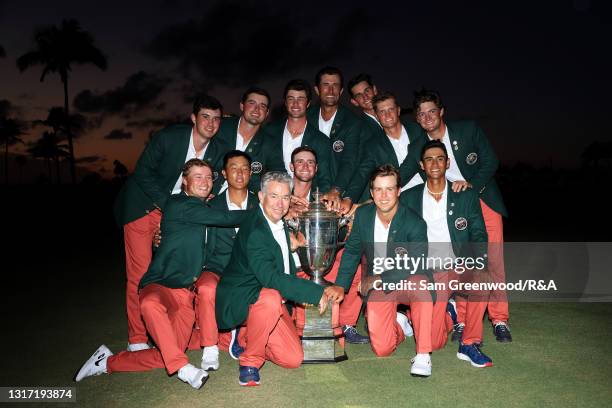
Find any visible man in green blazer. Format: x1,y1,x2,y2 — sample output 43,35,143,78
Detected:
214,87,271,193
113,94,230,352
344,92,427,204
260,79,333,194
193,150,259,371
413,89,511,342
215,171,344,386
336,165,435,377
306,66,365,212
401,140,493,368
76,159,249,389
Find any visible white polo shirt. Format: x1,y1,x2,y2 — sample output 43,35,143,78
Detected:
318,109,337,137
282,121,304,176
422,181,456,264
235,118,253,152
260,204,290,275
428,127,465,183
387,125,424,191
171,129,208,195
373,212,391,274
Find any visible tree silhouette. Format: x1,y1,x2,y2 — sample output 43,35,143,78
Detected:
17,19,107,184
0,117,26,184
27,131,69,183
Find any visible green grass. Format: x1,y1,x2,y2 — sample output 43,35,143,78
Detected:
2,251,611,408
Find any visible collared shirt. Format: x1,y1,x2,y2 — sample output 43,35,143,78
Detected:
171,129,208,195
260,204,290,275
365,112,382,127
235,118,252,152
282,121,305,176
388,125,424,191
422,181,456,263
226,191,248,232
318,108,337,137
428,126,465,183
373,212,391,274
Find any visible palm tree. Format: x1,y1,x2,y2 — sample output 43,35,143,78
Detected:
17,19,107,184
27,131,69,183
0,117,25,184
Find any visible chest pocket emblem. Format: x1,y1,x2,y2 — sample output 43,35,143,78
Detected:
454,217,468,230
332,140,345,153
466,152,478,165
251,161,263,174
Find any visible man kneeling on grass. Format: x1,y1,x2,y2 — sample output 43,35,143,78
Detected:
75,159,250,389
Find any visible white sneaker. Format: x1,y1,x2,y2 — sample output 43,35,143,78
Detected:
127,343,151,352
178,363,209,389
201,345,220,371
396,312,414,337
410,353,432,377
74,345,113,382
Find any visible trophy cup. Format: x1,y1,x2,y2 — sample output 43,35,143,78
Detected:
288,190,351,363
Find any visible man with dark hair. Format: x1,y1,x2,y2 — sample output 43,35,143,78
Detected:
216,171,345,386
77,159,250,389
401,140,493,367
413,89,511,342
261,79,333,193
192,150,259,371
215,86,272,192
344,92,427,203
336,164,434,377
286,146,369,344
307,66,363,212
113,94,229,352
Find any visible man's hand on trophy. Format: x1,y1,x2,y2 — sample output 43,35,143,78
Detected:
322,189,342,212
318,294,329,315
289,231,307,252
338,197,352,215
324,285,345,303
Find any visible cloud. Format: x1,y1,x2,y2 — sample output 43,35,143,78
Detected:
75,155,105,164
73,70,169,116
126,114,188,129
144,1,374,88
103,128,133,140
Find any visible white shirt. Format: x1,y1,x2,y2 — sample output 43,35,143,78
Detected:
387,126,424,191
226,192,248,232
422,181,456,263
318,108,337,137
235,118,252,152
428,126,465,183
260,204,290,275
282,121,305,176
373,212,391,274
171,129,208,195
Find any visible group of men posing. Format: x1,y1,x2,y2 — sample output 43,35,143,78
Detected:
75,67,511,389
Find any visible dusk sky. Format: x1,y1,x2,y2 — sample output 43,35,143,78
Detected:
1,0,610,177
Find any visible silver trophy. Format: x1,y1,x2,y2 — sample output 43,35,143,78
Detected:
287,190,351,363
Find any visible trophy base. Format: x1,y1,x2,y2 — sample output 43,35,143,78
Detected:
300,302,347,364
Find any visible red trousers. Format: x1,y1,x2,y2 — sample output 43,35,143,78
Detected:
239,288,303,369
325,248,363,327
432,271,488,347
366,275,434,356
123,209,161,344
457,200,508,323
107,284,194,375
187,271,232,351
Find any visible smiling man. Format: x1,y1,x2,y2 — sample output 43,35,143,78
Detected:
77,159,250,389
113,94,228,353
215,171,345,386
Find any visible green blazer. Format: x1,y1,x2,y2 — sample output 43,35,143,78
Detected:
400,182,488,260
113,124,229,225
335,202,429,292
204,190,259,276
261,119,333,193
215,207,324,330
139,192,251,289
443,120,508,217
345,119,427,203
214,116,269,193
306,104,363,193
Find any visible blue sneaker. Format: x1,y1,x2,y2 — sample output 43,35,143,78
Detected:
457,343,493,368
447,299,458,326
343,325,370,344
229,327,244,360
239,365,260,386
